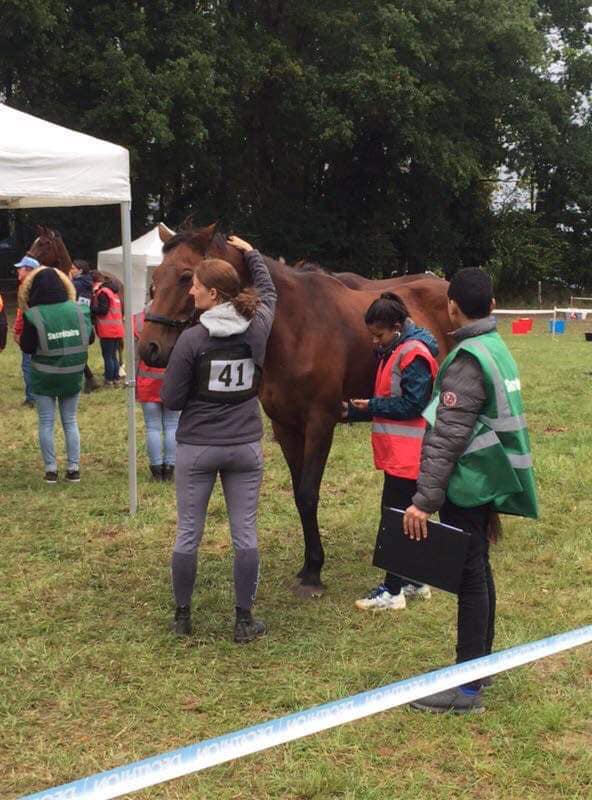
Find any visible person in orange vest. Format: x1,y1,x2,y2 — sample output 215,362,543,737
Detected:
343,291,439,611
0,291,7,351
133,304,180,481
92,275,124,386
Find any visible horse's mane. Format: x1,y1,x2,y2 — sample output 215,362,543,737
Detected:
292,259,333,274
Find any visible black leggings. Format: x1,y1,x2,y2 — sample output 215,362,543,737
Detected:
439,499,496,665
380,474,421,595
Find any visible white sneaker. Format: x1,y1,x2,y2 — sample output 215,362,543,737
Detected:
355,585,407,611
403,583,432,601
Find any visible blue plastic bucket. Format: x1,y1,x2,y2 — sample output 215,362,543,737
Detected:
548,320,565,334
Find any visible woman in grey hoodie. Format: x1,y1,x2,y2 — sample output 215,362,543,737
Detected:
161,235,277,643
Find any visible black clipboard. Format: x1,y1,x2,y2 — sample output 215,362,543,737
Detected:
373,506,472,594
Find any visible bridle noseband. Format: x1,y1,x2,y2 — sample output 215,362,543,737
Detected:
144,310,197,329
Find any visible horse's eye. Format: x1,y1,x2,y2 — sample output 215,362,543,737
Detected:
179,272,193,283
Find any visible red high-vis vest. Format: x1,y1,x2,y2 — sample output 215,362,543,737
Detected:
371,339,439,479
133,311,165,403
95,286,124,339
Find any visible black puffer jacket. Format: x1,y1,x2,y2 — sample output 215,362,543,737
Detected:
412,317,496,514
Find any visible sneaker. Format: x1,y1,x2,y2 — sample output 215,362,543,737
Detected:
410,687,485,714
23,399,36,408
171,606,192,636
234,611,266,644
355,585,406,611
403,583,432,601
44,471,58,484
66,470,80,482
103,380,114,389
162,464,175,482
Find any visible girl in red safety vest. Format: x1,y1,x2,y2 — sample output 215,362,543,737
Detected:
343,292,439,611
133,307,181,481
93,278,124,386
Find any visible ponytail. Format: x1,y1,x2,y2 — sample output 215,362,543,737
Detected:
231,287,260,320
364,291,409,328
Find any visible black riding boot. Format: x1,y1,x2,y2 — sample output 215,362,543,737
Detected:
150,464,164,481
171,605,192,636
234,607,266,644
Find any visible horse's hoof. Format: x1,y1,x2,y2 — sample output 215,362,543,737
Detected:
291,581,326,600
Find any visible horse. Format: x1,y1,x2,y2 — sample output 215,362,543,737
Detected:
139,223,453,598
27,225,73,274
291,259,445,290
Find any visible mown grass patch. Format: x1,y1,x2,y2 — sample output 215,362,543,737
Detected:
1,317,591,799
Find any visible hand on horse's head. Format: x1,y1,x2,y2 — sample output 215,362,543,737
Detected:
227,235,254,253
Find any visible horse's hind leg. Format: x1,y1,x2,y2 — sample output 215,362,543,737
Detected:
272,417,332,598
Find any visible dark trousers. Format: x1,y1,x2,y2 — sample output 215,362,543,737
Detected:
100,338,120,382
380,474,421,595
439,499,496,666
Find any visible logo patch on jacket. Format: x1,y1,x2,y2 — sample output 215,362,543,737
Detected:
442,391,457,408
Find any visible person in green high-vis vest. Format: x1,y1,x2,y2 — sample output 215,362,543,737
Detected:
19,267,93,484
404,268,538,714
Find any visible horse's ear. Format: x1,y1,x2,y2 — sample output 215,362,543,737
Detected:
195,222,218,253
158,222,176,243
36,224,46,236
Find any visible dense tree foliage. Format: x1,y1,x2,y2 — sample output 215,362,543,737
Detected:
1,1,591,292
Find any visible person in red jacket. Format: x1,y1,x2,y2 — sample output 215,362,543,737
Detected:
92,276,124,386
134,306,181,481
343,292,439,611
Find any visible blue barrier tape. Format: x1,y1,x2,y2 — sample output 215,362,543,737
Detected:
20,625,592,800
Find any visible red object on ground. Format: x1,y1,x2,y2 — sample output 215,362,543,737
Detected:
512,318,532,334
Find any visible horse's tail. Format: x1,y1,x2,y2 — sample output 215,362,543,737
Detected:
487,511,503,543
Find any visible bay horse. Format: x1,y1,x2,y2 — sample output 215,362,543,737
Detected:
139,223,453,597
292,259,444,291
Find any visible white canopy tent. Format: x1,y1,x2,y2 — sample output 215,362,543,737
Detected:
97,225,164,315
0,104,138,513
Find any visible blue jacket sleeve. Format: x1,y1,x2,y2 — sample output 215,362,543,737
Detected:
368,357,433,419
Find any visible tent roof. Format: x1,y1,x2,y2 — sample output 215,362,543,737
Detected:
97,225,164,266
0,104,131,209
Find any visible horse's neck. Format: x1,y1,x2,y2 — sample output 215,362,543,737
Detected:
52,239,72,272
211,241,293,293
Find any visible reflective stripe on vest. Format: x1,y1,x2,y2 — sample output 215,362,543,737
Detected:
372,422,425,438
33,362,85,374
389,340,432,397
137,367,164,381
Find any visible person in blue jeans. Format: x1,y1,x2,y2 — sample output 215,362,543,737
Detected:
133,306,180,481
13,255,40,406
19,267,92,482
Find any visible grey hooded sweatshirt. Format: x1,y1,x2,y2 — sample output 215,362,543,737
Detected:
161,250,277,446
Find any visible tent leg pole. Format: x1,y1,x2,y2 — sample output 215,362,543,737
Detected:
121,201,138,514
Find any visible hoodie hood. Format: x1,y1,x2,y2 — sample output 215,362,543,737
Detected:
19,267,75,310
199,301,251,338
399,319,439,357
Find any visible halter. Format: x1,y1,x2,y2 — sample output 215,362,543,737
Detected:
143,309,197,329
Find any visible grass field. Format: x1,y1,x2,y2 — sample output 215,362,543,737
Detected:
1,316,591,800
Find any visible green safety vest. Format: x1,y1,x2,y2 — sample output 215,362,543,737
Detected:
423,330,538,519
24,301,91,397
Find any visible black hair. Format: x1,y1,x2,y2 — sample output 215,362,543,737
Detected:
364,292,409,328
73,259,92,274
448,268,493,319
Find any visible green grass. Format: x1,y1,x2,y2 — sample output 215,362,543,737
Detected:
1,317,591,800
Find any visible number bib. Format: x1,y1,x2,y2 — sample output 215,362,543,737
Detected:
195,343,261,404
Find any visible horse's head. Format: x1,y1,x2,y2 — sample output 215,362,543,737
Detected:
27,225,72,274
139,222,245,367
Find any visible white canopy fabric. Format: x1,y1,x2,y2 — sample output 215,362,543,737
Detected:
0,104,137,514
98,225,164,315
0,104,130,208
